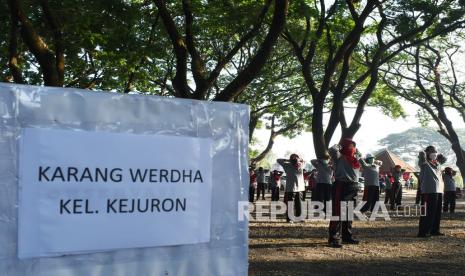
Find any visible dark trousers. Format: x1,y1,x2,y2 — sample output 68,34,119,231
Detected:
313,183,332,202
329,181,358,242
396,185,402,205
313,183,332,214
256,183,266,200
418,193,442,236
384,188,392,204
284,192,303,222
249,186,255,203
390,182,401,209
443,191,456,213
362,186,380,212
271,186,280,201
415,185,421,204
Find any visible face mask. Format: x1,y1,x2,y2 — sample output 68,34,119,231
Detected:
429,153,437,160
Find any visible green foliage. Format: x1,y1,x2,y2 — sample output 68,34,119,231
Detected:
1,0,280,95
454,174,463,187
367,85,407,119
249,147,260,160
416,109,433,127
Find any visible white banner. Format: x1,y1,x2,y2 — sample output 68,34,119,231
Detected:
18,128,212,258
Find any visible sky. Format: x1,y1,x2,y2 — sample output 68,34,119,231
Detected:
252,100,465,164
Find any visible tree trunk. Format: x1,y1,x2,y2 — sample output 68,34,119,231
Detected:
437,107,465,180
7,0,64,87
250,131,276,165
312,98,328,159
249,114,260,142
8,2,23,84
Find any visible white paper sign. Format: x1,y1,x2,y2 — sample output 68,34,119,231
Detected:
18,128,212,258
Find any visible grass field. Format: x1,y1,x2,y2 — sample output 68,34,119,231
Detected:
249,190,465,275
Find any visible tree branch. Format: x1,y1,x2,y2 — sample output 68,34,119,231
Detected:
214,0,289,102
154,0,190,98
7,0,23,83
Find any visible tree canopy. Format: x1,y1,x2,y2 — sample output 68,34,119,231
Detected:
2,0,465,165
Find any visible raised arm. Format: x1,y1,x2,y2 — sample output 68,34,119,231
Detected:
418,151,426,167
277,158,288,166
328,145,341,160
358,157,369,168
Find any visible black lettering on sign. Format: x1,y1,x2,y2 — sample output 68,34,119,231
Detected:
39,166,50,181
176,198,187,211
130,169,147,182
73,199,83,214
60,199,71,214
171,170,180,182
119,199,128,213
67,167,79,181
110,168,123,182
107,199,117,213
182,170,192,183
151,199,160,212
160,169,169,182
194,170,203,183
149,169,158,182
80,168,93,182
60,199,97,214
52,167,65,181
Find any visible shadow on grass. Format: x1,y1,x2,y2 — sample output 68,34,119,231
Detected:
249,222,465,244
249,255,465,276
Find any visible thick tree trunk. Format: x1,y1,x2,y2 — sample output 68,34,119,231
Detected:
341,124,361,140
7,0,64,87
8,3,23,84
312,98,328,159
437,107,465,180
249,114,260,142
453,150,465,182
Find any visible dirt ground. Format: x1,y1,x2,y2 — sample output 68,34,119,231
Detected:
249,190,465,275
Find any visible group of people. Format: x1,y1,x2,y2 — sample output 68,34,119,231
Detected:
382,165,405,210
249,138,459,248
249,167,284,202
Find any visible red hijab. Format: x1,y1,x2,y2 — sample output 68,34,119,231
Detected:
340,138,360,169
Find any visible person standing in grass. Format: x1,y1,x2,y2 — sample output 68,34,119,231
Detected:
327,138,362,248
256,167,267,201
443,167,457,213
311,155,333,215
384,173,393,205
270,170,283,201
249,168,257,203
360,154,383,212
418,145,446,238
277,154,305,223
391,165,404,210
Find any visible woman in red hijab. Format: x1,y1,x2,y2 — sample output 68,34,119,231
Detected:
327,138,362,248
